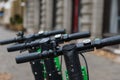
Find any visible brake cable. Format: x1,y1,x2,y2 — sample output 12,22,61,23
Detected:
79,53,89,80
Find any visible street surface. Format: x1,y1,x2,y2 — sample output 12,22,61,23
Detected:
0,26,120,80
0,27,34,80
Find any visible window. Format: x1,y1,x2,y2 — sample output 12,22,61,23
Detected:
118,0,120,33
103,0,120,37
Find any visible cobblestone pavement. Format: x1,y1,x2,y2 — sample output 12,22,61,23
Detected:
0,27,120,80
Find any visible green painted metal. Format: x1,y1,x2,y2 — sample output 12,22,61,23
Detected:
37,48,47,79
65,66,88,80
37,48,88,80
65,71,69,80
54,57,61,71
37,48,42,53
81,66,88,80
37,48,63,80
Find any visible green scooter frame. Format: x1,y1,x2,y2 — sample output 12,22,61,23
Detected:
37,48,88,80
37,48,63,80
65,66,88,80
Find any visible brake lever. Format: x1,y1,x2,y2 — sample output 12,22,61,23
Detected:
20,49,27,53
16,31,24,38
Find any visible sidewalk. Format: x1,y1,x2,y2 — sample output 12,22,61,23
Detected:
0,27,34,80
85,53,120,80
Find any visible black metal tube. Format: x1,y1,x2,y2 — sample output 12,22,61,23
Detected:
16,52,41,63
7,41,40,52
7,32,90,52
100,35,120,47
0,38,17,45
28,49,44,80
68,32,90,40
0,29,65,45
62,43,83,80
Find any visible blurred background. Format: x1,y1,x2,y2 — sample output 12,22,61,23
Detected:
0,0,120,80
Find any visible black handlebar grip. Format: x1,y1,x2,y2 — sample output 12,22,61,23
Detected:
68,32,90,40
7,41,40,52
0,38,16,45
101,35,120,47
7,43,26,52
48,29,65,35
16,52,40,64
16,50,61,64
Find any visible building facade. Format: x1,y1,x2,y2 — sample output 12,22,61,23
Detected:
24,0,72,33
1,0,25,25
24,0,120,37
